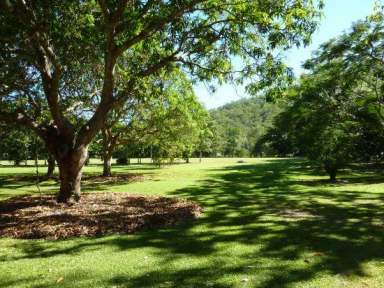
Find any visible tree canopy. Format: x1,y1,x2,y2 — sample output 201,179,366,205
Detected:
263,6,384,180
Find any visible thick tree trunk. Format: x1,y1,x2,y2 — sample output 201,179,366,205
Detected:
56,146,88,203
103,153,112,177
46,154,55,177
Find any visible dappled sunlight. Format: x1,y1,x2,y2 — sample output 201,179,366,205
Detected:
1,159,384,287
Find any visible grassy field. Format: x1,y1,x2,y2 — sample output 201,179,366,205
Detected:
1,158,384,288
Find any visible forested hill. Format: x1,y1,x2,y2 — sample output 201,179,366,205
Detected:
209,97,282,157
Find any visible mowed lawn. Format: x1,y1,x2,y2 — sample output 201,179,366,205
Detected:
1,158,384,288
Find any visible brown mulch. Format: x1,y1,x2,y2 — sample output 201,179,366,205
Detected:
0,193,203,240
82,173,147,184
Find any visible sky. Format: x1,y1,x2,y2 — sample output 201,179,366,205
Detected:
195,0,378,109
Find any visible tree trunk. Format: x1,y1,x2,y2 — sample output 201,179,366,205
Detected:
329,169,337,182
56,146,88,203
199,151,202,163
103,153,112,177
324,163,337,182
85,155,90,166
46,154,55,178
101,128,116,177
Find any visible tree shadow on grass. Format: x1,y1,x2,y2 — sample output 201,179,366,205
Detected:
0,170,155,196
2,159,384,287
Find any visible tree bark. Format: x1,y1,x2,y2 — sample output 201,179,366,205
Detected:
324,163,337,182
85,155,90,166
101,128,116,177
46,154,55,178
103,153,112,177
329,169,337,182
56,146,88,203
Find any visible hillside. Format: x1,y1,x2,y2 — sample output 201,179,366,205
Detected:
210,97,282,156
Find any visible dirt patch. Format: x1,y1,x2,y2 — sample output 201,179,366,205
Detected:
0,193,202,240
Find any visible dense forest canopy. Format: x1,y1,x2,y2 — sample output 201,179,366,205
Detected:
209,98,282,157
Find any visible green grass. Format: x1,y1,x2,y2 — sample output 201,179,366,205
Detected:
1,158,384,288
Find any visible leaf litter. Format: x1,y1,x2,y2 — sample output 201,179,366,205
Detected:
0,193,202,240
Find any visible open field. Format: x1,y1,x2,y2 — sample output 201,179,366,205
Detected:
1,158,384,288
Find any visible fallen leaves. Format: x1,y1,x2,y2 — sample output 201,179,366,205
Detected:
0,193,203,240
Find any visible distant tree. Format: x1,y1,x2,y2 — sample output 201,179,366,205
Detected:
196,120,215,162
270,58,359,181
147,84,209,165
0,126,30,166
0,125,55,175
254,126,297,157
99,70,209,173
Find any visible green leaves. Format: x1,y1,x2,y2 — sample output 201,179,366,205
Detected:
0,0,322,158
266,4,384,174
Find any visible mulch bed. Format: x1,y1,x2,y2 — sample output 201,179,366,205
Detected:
0,193,203,240
82,173,147,184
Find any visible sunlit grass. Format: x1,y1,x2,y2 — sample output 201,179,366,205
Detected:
1,158,384,288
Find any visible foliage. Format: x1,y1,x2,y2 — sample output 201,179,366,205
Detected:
210,98,282,157
94,70,211,166
263,6,384,180
0,126,48,165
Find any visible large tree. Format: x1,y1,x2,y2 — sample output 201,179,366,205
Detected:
264,5,384,180
0,0,322,203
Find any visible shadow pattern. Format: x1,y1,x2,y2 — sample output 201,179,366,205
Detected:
1,159,384,287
